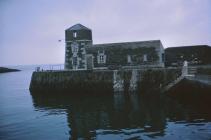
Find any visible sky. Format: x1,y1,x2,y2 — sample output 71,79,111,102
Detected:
0,0,211,66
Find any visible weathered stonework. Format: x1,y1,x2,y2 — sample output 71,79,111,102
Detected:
29,68,181,95
65,24,165,71
65,24,92,70
86,41,165,69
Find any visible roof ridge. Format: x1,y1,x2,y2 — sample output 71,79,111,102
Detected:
66,23,91,31
166,45,210,49
93,40,161,46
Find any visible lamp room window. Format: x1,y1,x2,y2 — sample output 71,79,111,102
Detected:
73,32,77,38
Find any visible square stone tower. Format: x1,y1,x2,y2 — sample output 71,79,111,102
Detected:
65,24,92,70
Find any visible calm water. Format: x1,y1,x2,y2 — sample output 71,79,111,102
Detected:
0,65,211,140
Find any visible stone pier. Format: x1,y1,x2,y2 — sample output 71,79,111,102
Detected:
30,68,181,95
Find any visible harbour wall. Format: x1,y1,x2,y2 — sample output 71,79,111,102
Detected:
29,68,181,95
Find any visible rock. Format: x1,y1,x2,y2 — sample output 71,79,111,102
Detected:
0,67,20,73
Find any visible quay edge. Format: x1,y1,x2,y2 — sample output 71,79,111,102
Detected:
29,68,181,95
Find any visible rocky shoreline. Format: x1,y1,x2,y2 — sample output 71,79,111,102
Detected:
0,67,20,73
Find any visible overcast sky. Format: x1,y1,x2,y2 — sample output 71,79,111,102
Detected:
1,0,211,66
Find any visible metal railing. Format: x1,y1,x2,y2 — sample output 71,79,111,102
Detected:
35,64,64,72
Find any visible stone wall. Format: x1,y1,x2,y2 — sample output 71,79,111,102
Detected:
65,41,92,69
165,45,211,66
30,68,181,95
138,68,181,93
30,70,113,94
65,29,92,42
87,46,159,68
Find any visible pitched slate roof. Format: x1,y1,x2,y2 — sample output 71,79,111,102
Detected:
66,23,91,31
91,40,162,49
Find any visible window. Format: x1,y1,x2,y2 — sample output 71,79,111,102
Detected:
81,48,86,54
100,55,104,63
127,55,132,63
73,32,77,38
97,50,106,64
143,54,147,62
73,47,78,52
71,42,79,53
73,57,77,65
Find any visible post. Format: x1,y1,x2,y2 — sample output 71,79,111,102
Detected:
182,61,188,76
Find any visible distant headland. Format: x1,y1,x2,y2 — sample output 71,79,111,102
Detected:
0,67,20,73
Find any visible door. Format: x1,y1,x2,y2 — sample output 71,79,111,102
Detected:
86,55,94,70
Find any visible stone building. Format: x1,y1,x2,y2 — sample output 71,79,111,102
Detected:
165,45,211,66
65,24,165,70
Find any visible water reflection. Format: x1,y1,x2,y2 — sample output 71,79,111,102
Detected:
31,92,211,139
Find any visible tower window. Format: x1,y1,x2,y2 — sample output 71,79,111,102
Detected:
73,47,78,52
73,32,77,38
72,57,78,70
71,42,79,53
